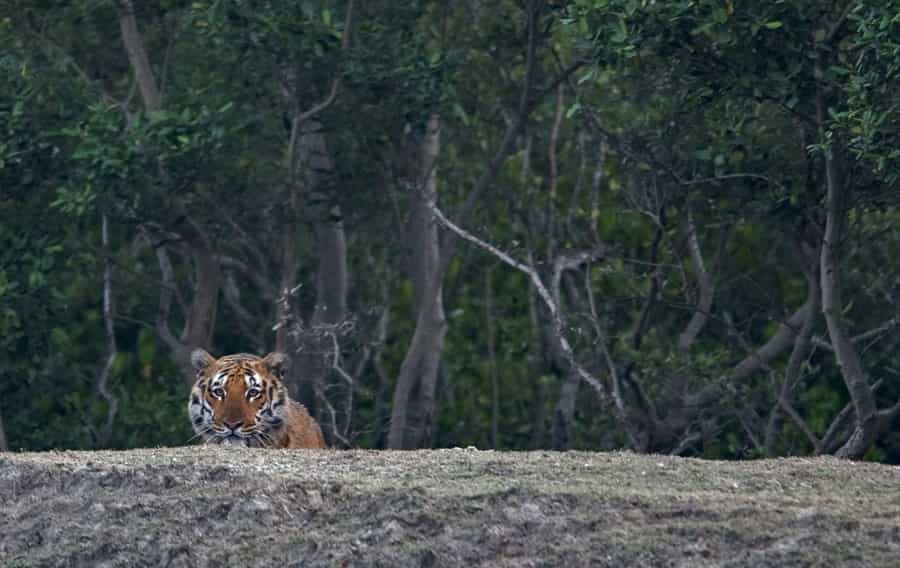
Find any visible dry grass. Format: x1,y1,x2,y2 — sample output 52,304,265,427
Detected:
2,447,899,566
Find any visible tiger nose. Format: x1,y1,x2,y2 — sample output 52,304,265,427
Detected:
224,419,244,431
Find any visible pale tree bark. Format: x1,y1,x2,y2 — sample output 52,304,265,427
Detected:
95,213,120,447
678,211,714,351
118,0,161,111
547,327,580,449
818,127,878,459
386,1,582,449
542,84,582,450
304,205,348,441
118,1,221,382
388,115,447,449
430,203,636,447
275,4,354,435
276,119,348,438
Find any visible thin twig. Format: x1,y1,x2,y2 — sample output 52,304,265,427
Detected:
430,202,638,449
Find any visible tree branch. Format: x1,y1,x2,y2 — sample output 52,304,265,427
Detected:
294,0,354,126
765,243,821,454
686,299,814,409
678,211,714,351
96,213,120,447
812,317,899,352
817,89,878,459
118,0,162,110
430,202,638,448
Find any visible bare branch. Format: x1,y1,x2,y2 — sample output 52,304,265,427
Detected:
435,2,567,277
764,245,821,454
778,394,823,453
670,427,703,456
812,317,899,352
96,213,120,447
551,246,608,308
584,267,635,443
686,300,815,409
294,0,355,126
678,211,715,351
431,202,638,448
821,380,884,453
317,383,350,448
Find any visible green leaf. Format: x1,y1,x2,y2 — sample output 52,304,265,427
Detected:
764,21,783,30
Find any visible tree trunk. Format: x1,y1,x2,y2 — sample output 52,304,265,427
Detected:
159,220,221,382
388,115,447,449
181,237,220,352
548,327,580,450
118,0,161,111
685,299,816,411
819,133,878,459
118,1,219,382
279,120,348,438
303,212,348,438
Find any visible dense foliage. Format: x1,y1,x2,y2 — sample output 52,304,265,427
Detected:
1,0,898,460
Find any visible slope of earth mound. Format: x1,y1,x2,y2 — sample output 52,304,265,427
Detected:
1,447,899,567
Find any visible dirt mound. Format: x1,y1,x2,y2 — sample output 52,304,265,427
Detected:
1,447,899,567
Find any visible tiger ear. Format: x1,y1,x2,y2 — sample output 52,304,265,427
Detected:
191,348,215,375
262,352,290,379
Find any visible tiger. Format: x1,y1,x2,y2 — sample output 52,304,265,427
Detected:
188,349,327,449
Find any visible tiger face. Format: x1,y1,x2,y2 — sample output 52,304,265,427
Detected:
188,349,291,448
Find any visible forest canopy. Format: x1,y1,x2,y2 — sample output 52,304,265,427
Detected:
1,0,899,461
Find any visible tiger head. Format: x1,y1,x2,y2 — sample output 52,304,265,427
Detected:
188,349,291,448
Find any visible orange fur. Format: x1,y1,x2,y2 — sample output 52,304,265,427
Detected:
188,350,326,449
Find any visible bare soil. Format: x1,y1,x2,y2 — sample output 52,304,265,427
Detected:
1,447,899,567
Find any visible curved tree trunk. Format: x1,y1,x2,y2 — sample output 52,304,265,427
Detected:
118,0,161,111
388,115,447,449
678,212,714,351
818,128,878,459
